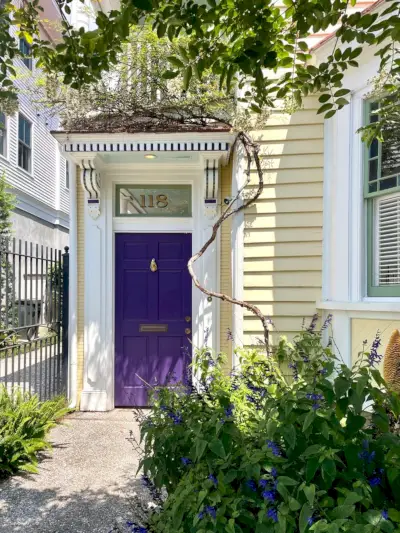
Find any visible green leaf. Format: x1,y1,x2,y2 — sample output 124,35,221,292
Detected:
208,438,226,458
317,103,333,115
304,484,316,506
289,497,301,511
167,56,185,69
321,459,336,482
277,476,298,486
325,110,336,119
343,492,363,505
364,509,383,526
334,377,351,398
334,88,351,97
282,424,296,449
388,509,400,523
302,445,322,458
195,439,208,460
318,94,331,103
224,470,237,483
162,70,179,79
303,411,315,431
183,66,192,90
300,503,312,533
132,0,153,10
329,505,355,520
306,457,319,482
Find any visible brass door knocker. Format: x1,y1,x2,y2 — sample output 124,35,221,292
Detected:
150,258,158,272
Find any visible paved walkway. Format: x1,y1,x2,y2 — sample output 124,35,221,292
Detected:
0,410,142,533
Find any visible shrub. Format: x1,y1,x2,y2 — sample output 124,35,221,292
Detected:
0,386,68,477
137,321,400,533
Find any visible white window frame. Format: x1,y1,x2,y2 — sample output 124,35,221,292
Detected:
18,113,33,176
0,113,8,160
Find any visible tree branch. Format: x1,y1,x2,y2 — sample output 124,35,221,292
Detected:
187,131,272,352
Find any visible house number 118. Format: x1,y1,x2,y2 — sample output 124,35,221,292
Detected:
139,194,168,208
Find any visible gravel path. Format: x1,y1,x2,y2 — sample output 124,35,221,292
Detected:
0,410,143,533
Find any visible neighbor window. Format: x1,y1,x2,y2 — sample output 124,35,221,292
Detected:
0,112,6,157
366,101,400,296
18,114,32,173
19,38,32,70
65,160,70,189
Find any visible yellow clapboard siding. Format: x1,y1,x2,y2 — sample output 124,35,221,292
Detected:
255,154,324,170
244,302,320,316
247,198,322,214
244,256,322,272
244,332,297,346
243,102,322,346
244,241,322,257
219,158,233,366
244,227,322,244
245,212,323,229
244,271,322,288
249,168,323,186
258,139,324,156
245,316,313,332
251,124,324,142
244,286,321,302
247,182,324,200
264,111,324,127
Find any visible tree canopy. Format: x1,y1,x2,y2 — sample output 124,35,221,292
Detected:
1,0,399,137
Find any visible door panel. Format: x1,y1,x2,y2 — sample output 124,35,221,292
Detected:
115,233,192,407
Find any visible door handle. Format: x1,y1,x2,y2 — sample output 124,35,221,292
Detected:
150,258,158,272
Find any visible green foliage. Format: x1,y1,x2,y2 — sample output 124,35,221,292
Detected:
0,386,69,477
1,0,400,134
139,326,400,533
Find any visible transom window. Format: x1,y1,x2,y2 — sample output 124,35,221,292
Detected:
18,114,32,173
365,101,400,296
19,38,32,70
0,112,6,158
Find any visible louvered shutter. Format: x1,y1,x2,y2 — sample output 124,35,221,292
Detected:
376,193,400,286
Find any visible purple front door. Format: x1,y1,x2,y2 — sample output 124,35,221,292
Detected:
115,233,192,407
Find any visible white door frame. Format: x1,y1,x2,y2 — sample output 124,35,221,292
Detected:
80,162,221,410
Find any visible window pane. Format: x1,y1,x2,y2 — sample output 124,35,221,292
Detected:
18,142,31,172
380,176,397,191
18,116,24,141
381,137,400,178
369,159,378,181
369,138,378,158
369,182,378,193
117,185,192,217
24,121,31,146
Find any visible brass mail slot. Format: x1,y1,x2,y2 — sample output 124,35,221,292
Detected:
140,324,168,332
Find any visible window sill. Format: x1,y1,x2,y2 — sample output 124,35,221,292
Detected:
317,300,400,314
0,153,9,163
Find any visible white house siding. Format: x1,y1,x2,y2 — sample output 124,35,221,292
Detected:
0,32,69,250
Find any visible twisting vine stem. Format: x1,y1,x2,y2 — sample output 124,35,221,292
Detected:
187,131,271,352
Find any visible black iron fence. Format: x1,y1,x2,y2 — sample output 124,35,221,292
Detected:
0,239,69,400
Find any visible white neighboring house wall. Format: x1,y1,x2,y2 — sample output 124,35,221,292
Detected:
0,0,69,252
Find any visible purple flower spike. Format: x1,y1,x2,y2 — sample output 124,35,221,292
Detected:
267,508,278,523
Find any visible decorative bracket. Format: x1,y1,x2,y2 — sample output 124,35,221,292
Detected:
80,159,101,219
204,157,220,218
